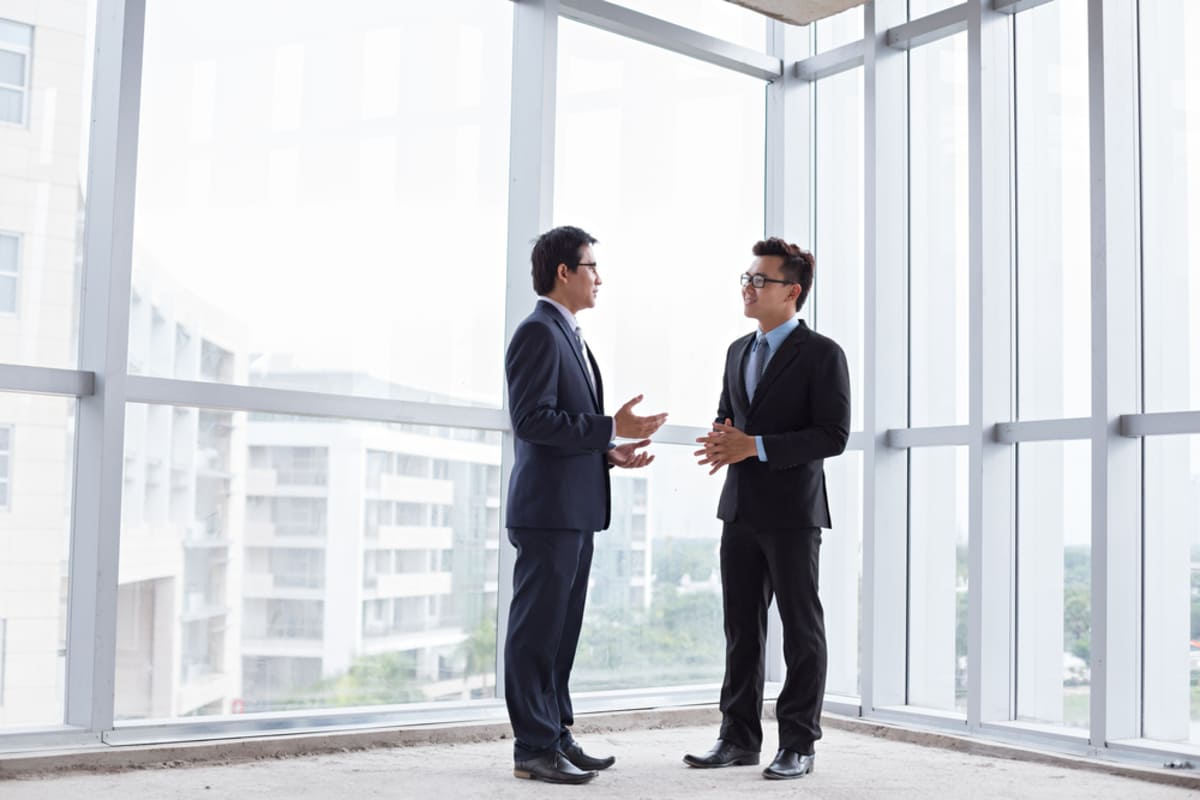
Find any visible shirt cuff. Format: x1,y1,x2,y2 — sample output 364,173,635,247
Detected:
755,435,767,461
609,418,617,448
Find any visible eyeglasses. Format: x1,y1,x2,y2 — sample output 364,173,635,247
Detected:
577,261,598,272
740,273,793,289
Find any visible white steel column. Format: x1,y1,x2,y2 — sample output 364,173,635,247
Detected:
967,0,1015,729
495,0,560,701
762,18,811,685
65,0,145,731
1086,0,1142,746
862,0,909,713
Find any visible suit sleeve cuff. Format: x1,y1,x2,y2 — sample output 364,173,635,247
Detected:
755,435,768,462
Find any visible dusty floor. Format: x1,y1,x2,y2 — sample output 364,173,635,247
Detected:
2,723,1198,799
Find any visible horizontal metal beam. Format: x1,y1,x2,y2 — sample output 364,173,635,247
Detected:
992,0,1057,14
0,364,95,397
795,39,865,82
992,417,1091,443
886,425,971,449
125,376,512,431
559,0,782,81
1120,410,1200,438
886,4,968,51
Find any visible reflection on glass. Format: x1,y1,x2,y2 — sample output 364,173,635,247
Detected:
117,403,500,720
0,6,88,369
1141,1,1200,413
815,67,864,432
1016,440,1090,730
131,1,512,405
575,445,726,690
0,396,75,728
822,449,863,697
815,6,863,53
1016,0,1090,421
1144,436,1200,745
612,0,766,49
910,34,967,427
555,20,765,428
908,446,968,714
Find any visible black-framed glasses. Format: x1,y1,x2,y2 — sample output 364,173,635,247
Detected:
577,261,598,271
740,273,793,289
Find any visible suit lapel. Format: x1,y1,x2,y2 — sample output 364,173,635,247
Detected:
731,333,754,412
540,304,600,411
746,322,809,417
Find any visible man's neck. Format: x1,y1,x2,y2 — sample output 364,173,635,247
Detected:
543,293,581,316
758,316,794,335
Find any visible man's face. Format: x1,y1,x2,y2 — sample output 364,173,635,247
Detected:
742,255,794,322
559,244,601,313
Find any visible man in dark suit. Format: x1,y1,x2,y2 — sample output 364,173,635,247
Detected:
504,225,667,785
686,238,850,781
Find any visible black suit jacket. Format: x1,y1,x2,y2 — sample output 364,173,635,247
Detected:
505,301,612,532
715,320,851,530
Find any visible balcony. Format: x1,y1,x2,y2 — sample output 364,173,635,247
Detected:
375,524,453,551
378,474,454,504
371,571,452,598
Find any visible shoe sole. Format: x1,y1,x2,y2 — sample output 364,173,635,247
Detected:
682,756,760,768
513,769,596,784
762,767,814,780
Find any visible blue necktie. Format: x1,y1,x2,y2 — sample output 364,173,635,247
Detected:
746,334,769,401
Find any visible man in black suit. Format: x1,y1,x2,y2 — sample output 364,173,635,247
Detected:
686,238,850,780
504,225,667,784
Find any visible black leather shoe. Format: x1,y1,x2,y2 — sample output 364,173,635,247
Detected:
513,751,597,784
762,748,815,780
682,739,760,768
560,740,616,771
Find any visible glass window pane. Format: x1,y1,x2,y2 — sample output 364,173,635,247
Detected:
0,275,15,314
908,446,968,714
116,407,500,720
1143,435,1200,746
130,2,513,405
611,0,766,49
0,5,90,369
814,67,864,432
822,449,862,697
554,19,765,428
910,34,968,427
0,85,21,123
815,6,863,52
0,233,16,269
1141,1,1200,412
0,396,76,728
909,0,961,18
0,18,32,48
1016,0,1090,421
1016,440,1091,730
0,50,24,86
575,445,725,689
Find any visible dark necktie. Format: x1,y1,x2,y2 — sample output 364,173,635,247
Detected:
746,334,769,401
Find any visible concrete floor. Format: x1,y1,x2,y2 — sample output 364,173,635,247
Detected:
3,723,1199,800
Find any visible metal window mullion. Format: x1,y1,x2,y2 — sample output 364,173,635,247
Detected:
862,0,910,715
886,4,969,51
794,39,865,82
1119,410,1200,437
0,365,95,397
1087,0,1142,747
494,0,560,703
65,0,145,733
762,17,809,686
558,0,781,81
968,0,1016,731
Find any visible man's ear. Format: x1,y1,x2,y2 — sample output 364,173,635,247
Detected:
557,263,569,283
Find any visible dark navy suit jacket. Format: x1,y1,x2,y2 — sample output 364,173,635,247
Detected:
715,320,851,530
505,301,612,532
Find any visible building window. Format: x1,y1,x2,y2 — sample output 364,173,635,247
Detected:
0,19,32,126
0,233,18,314
0,618,5,702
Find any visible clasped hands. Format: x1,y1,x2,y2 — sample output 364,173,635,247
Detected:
609,394,668,469
694,418,756,475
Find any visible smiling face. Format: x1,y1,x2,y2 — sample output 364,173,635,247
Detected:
742,254,798,331
554,244,601,314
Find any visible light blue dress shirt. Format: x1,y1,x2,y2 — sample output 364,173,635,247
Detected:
744,317,799,462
